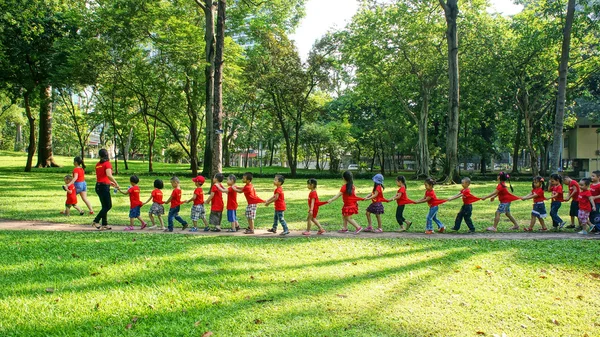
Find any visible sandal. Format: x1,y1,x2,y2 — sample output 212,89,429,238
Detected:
92,222,101,229
211,228,222,232
538,228,548,231
509,225,520,230
523,227,532,232
302,231,311,236
337,229,349,233
317,229,326,235
405,222,412,230
244,229,254,234
226,228,236,232
100,226,112,231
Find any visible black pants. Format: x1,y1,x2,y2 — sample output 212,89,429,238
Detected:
453,204,475,231
395,205,406,225
93,183,112,226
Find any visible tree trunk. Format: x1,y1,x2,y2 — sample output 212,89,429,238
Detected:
201,0,216,177
24,91,35,172
125,127,134,161
512,111,522,174
36,85,58,168
211,0,226,175
184,76,199,176
269,140,274,166
440,0,460,183
15,123,22,151
524,111,539,176
550,0,575,173
416,93,431,177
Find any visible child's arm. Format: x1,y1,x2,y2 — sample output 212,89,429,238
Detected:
264,193,278,206
481,190,498,201
116,186,129,195
215,184,228,193
327,191,343,204
550,191,559,199
186,191,200,204
66,174,78,187
446,192,463,202
308,198,315,215
566,188,576,201
414,196,431,204
143,196,153,205
590,196,597,211
233,186,243,193
364,190,378,200
390,191,402,202
521,192,535,201
204,192,214,205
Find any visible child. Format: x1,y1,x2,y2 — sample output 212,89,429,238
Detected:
548,174,566,230
414,178,447,234
204,173,228,232
577,178,596,235
237,172,265,234
143,179,165,230
563,176,580,229
185,176,209,232
303,178,327,236
226,174,240,232
481,172,521,232
589,170,600,231
389,175,414,232
327,171,364,235
264,175,290,235
446,177,480,233
364,174,387,233
63,156,94,214
163,176,188,232
521,176,548,232
62,175,84,216
117,175,147,231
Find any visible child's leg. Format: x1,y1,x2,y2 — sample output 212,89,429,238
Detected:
157,215,165,228
136,216,145,226
277,211,289,232
539,217,547,229
311,217,324,231
506,212,519,227
492,211,501,228
306,214,313,231
432,212,444,229
463,205,475,231
366,211,373,228
149,214,156,226
130,218,135,227
426,208,435,231
342,216,348,230
453,207,465,230
192,220,198,228
375,214,382,229
528,216,535,230
167,208,176,230
247,218,254,230
65,205,71,216
396,205,405,228
550,202,563,227
74,204,83,214
346,215,360,230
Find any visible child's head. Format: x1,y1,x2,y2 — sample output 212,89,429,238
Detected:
154,179,164,189
243,172,253,183
532,176,545,189
550,173,562,186
343,171,354,195
192,175,205,186
424,177,436,190
564,175,573,184
130,175,139,185
307,178,317,190
461,177,471,189
592,170,600,183
396,175,406,187
372,174,384,192
498,171,514,192
73,156,85,169
170,176,180,188
227,174,237,186
213,173,224,183
580,177,591,190
274,174,284,186
64,175,72,184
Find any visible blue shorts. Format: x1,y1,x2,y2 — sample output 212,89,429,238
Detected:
74,181,87,194
227,210,237,223
532,202,547,219
129,206,141,218
497,203,511,214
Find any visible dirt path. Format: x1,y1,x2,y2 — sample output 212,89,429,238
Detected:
1,219,597,240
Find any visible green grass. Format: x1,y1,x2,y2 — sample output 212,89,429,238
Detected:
0,152,579,231
0,231,599,336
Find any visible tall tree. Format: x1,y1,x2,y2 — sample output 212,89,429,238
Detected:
212,0,227,176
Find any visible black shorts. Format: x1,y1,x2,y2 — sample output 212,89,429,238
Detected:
569,201,579,217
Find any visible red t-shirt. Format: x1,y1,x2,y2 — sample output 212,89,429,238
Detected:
532,188,545,203
496,183,519,203
591,183,600,197
550,184,564,202
193,187,204,206
128,185,143,208
95,161,112,184
308,190,327,208
461,188,480,205
73,167,85,183
151,189,164,204
578,190,593,212
568,180,580,200
170,188,183,208
66,184,77,205
425,189,446,207
273,186,286,211
396,186,415,205
227,186,238,210
341,184,364,206
210,184,224,211
371,185,386,203
242,183,265,204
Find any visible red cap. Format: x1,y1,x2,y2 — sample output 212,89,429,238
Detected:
192,175,205,183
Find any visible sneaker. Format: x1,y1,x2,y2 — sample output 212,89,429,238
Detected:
244,229,254,234
486,227,497,232
124,226,134,231
317,229,326,235
163,228,173,232
425,230,434,235
437,227,445,233
226,228,236,232
280,231,290,235
267,228,277,233
302,231,311,236
523,227,532,232
354,227,363,235
509,225,520,230
89,211,95,215
559,222,566,230
375,228,383,233
140,222,147,230
337,229,349,233
405,221,412,230
235,226,241,231
148,225,157,230
364,226,374,232
211,228,222,232
189,227,198,232
565,224,575,229
574,226,583,232
578,230,588,235
181,223,188,231
203,227,210,232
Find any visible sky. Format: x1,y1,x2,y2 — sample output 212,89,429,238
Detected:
290,0,524,61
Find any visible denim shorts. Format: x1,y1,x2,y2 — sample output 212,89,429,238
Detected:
129,206,141,218
497,203,511,214
74,181,87,194
227,210,237,223
531,202,547,219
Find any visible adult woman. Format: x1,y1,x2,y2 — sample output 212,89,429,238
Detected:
92,149,120,230
64,157,94,214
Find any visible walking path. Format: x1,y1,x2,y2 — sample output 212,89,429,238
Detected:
0,219,597,240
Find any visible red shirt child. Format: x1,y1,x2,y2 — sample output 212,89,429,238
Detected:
242,183,264,204
193,187,204,205
308,190,328,218
152,189,164,204
128,185,143,208
550,184,564,202
578,190,593,212
66,184,78,205
396,186,415,205
170,188,184,208
496,182,520,203
425,189,447,207
568,179,580,200
461,188,480,205
227,186,238,211
210,184,225,211
371,185,386,203
273,186,286,211
532,188,545,203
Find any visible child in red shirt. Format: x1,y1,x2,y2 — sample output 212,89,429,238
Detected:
548,174,566,230
364,174,387,233
163,176,188,232
521,176,548,231
63,157,94,214
264,174,289,235
117,175,147,231
327,171,364,235
185,176,209,232
481,172,521,232
62,175,84,216
235,172,265,234
390,176,414,232
563,176,581,229
204,173,228,232
415,178,447,234
303,178,327,236
577,178,596,235
143,179,165,230
447,177,480,233
226,174,240,232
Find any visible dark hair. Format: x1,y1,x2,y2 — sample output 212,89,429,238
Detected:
532,176,546,190
424,178,436,187
307,178,317,187
550,173,563,185
593,170,600,177
130,175,139,184
396,175,406,185
215,173,224,182
372,182,384,193
228,174,237,183
73,156,85,169
154,179,164,189
498,172,514,192
98,149,109,163
343,171,354,195
581,178,592,186
243,172,253,182
275,174,285,184
64,174,72,181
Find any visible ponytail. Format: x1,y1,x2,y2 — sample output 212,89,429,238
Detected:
343,171,354,196
533,176,546,190
499,172,514,192
424,177,436,187
74,156,85,169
